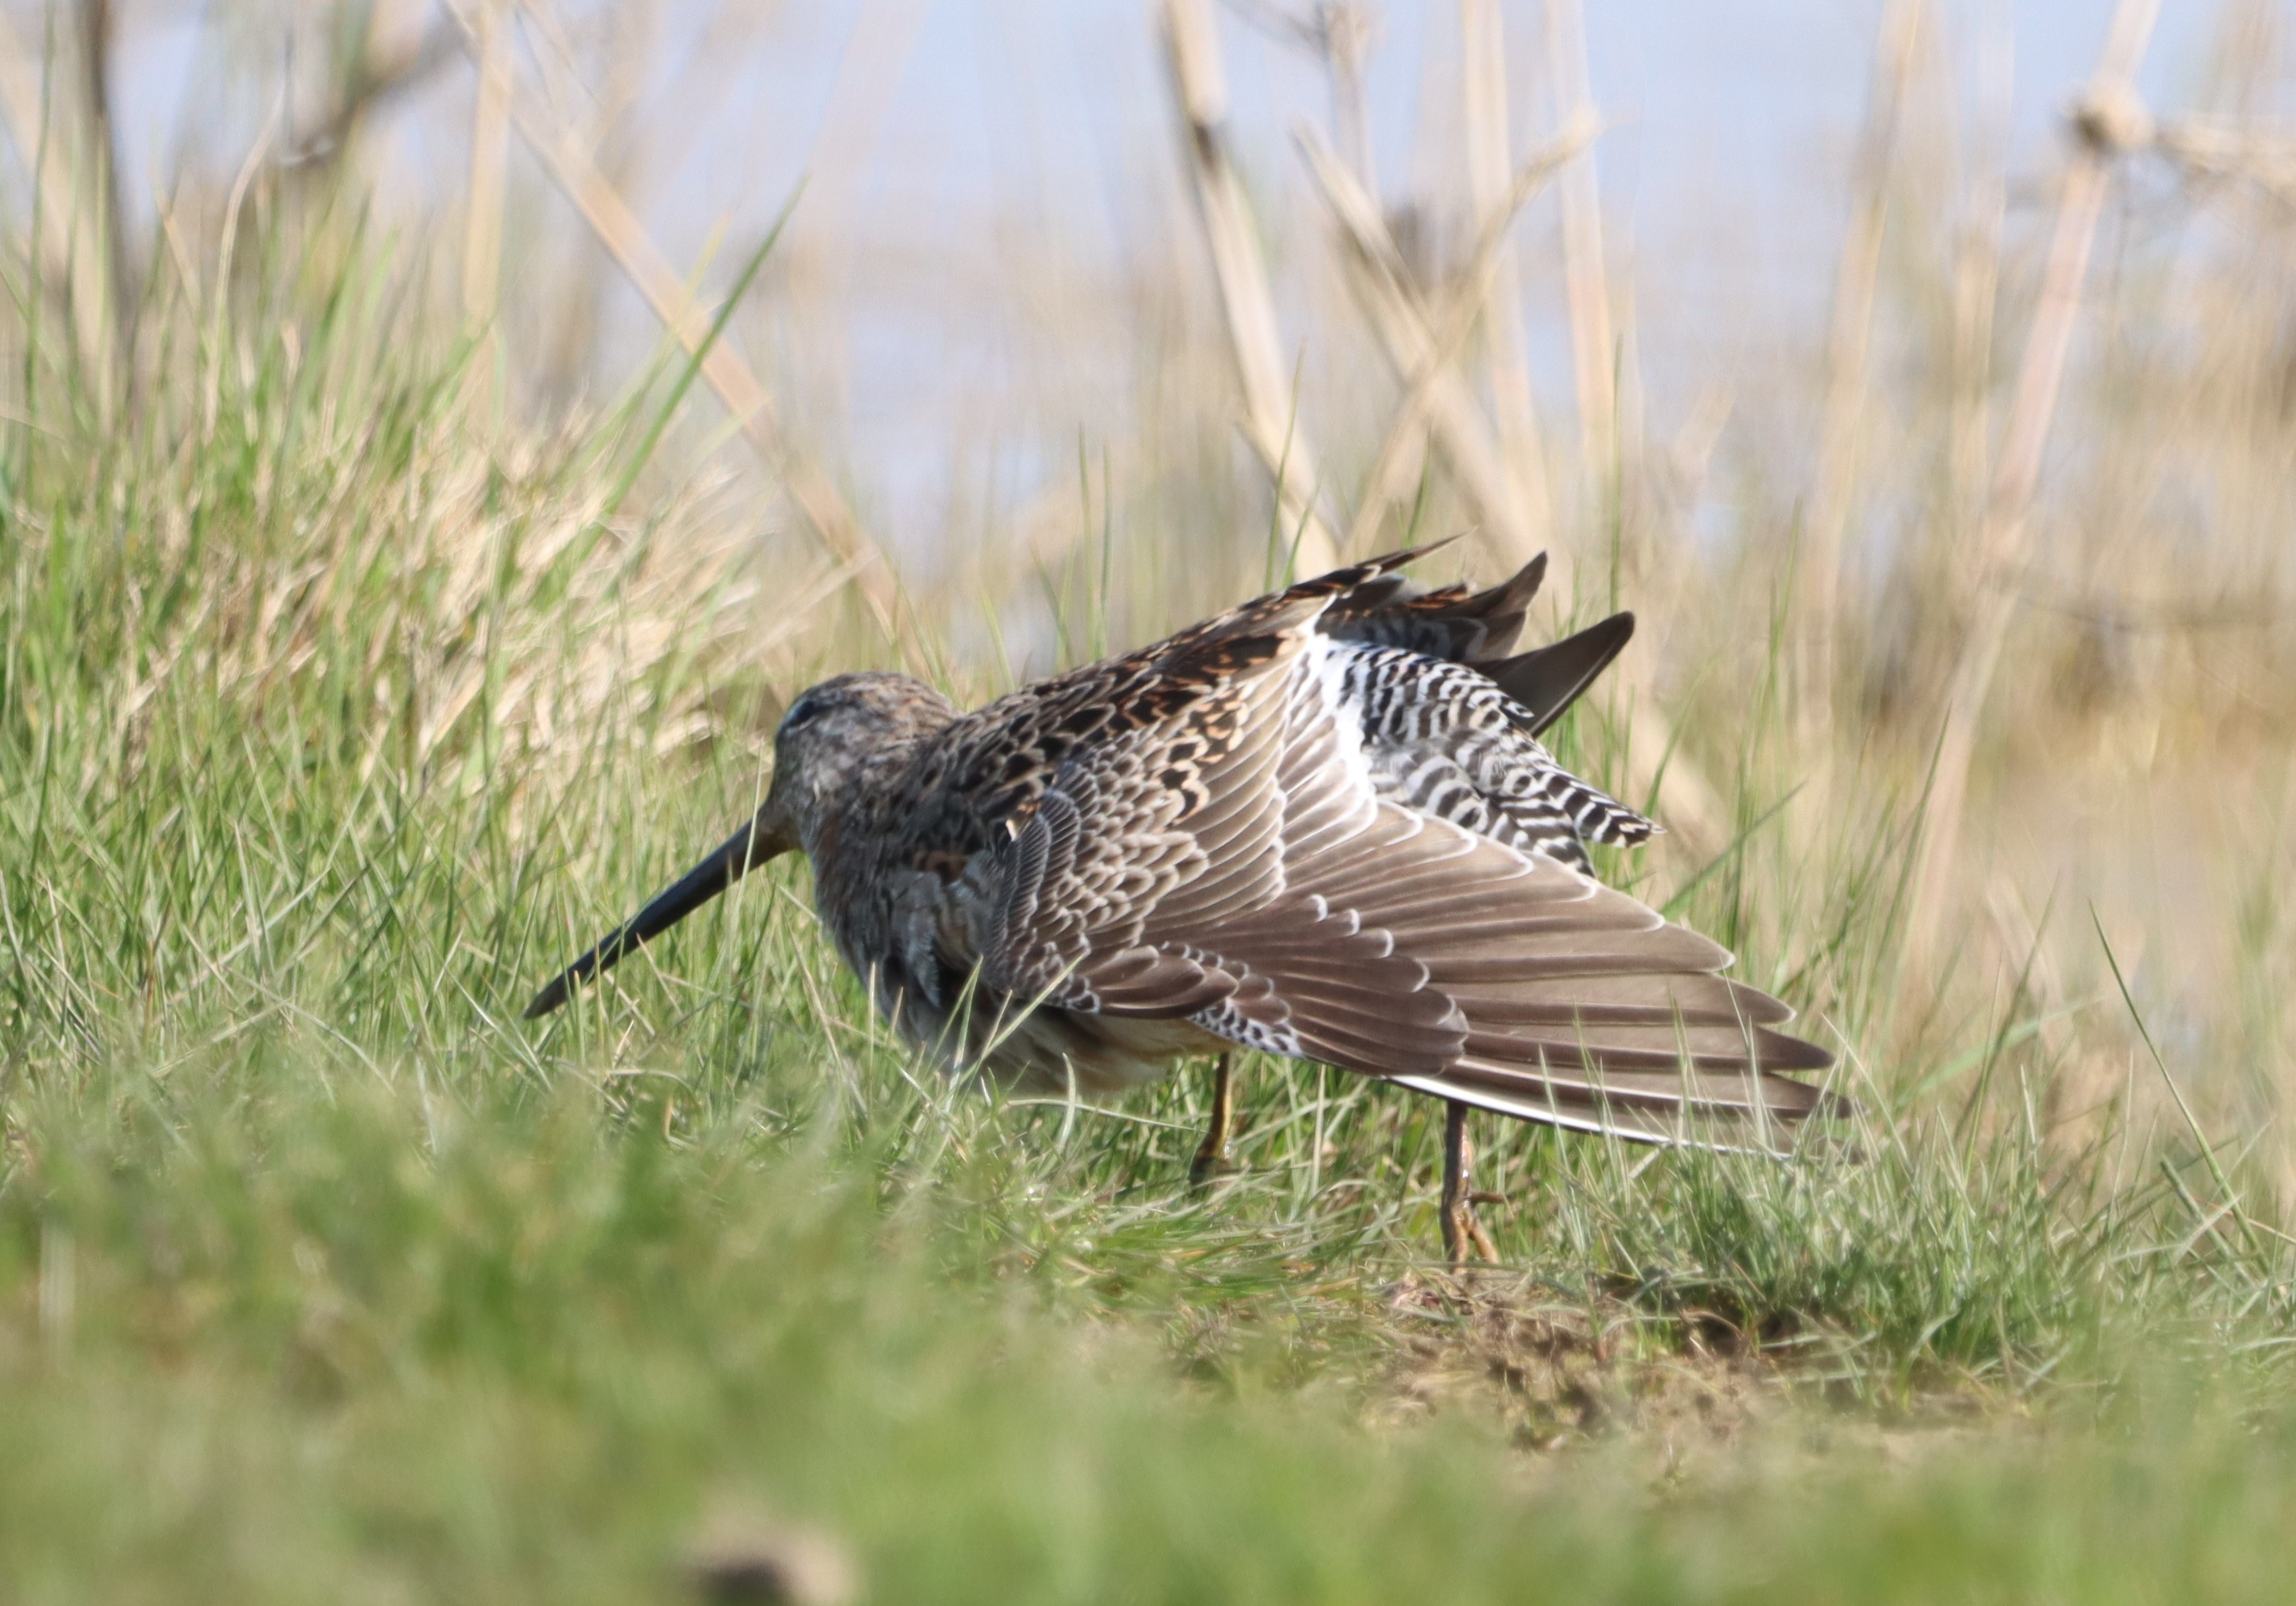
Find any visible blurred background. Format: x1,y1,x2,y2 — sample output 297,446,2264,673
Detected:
77,1,2250,553
5,0,2292,1182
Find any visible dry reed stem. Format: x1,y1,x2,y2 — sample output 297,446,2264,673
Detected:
283,7,457,173
798,0,936,233
1325,5,1378,191
515,3,673,404
1460,0,1553,583
1948,30,2013,591
439,0,904,640
1296,126,1541,568
1911,0,2163,959
0,11,112,385
1545,0,1614,489
462,0,511,326
776,0,932,404
1322,3,1368,193
530,2,659,399
1161,0,1341,576
2157,116,2296,209
1800,0,1923,746
78,0,131,393
1227,3,1379,187
1322,118,1588,561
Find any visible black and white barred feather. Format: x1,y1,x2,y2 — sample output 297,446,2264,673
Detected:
1323,639,1653,873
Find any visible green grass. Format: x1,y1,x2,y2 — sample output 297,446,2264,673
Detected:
3,241,2295,1603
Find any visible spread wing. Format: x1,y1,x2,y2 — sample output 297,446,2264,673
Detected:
980,586,1834,1146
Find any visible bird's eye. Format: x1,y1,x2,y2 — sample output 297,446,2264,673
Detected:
780,695,824,735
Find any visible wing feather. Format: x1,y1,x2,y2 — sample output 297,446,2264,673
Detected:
977,560,1837,1143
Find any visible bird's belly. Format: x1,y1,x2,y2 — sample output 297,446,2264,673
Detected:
896,998,1220,1097
996,1009,1226,1094
844,911,1221,1094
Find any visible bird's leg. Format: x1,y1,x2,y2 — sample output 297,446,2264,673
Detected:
1189,1053,1238,1188
1440,1100,1500,1266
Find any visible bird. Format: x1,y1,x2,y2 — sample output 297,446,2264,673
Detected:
525,541,1837,1262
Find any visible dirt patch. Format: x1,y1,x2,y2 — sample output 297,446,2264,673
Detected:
1365,1269,2024,1492
1369,1270,1783,1448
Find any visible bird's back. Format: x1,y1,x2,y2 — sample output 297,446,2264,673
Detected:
873,542,1613,872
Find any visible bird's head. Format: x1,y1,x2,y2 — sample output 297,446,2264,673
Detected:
757,671,960,854
521,669,955,1018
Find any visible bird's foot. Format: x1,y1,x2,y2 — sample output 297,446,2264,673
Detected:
1440,1101,1503,1267
1189,1052,1239,1192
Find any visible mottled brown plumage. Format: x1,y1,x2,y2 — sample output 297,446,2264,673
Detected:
529,543,1837,1225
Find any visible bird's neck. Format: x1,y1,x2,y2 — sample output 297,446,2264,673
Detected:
794,734,926,894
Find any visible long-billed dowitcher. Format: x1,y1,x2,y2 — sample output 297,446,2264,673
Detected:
527,543,1835,1260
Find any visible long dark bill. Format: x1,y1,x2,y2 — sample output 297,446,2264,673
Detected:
524,819,786,1019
